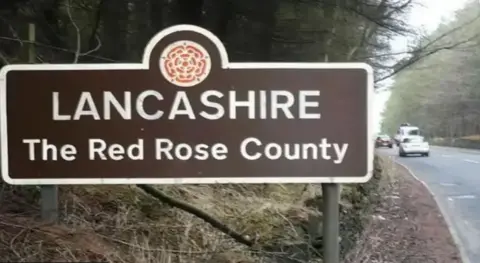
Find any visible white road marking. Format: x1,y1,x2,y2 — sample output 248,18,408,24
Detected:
449,195,476,200
463,159,479,164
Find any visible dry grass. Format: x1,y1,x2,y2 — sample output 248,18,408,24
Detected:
343,157,396,262
461,134,480,141
0,183,322,262
0,161,382,263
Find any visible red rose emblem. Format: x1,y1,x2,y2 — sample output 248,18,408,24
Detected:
161,42,210,87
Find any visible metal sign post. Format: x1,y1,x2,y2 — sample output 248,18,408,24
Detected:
27,23,59,223
323,183,340,263
40,184,59,222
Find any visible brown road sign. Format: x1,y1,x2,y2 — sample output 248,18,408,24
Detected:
0,25,374,185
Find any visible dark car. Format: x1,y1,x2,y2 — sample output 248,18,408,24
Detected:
375,135,393,148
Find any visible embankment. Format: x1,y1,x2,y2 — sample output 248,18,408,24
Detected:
0,157,384,262
430,135,480,150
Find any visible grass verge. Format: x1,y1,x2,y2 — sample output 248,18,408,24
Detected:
430,135,480,149
344,155,463,263
0,158,383,262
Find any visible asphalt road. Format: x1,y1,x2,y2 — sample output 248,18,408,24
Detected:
376,145,480,263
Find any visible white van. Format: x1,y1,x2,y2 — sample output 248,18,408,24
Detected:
394,125,420,146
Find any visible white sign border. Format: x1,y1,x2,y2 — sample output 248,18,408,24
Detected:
0,24,374,185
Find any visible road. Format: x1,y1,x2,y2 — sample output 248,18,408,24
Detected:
377,145,480,263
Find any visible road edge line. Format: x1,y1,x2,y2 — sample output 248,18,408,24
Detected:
392,157,471,263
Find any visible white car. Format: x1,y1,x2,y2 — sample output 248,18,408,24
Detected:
398,136,430,157
394,125,420,146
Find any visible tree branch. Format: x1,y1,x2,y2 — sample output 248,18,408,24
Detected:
0,51,9,66
87,0,104,54
81,35,101,57
418,12,480,53
136,184,254,247
375,33,480,83
346,0,388,61
66,0,81,63
0,36,114,62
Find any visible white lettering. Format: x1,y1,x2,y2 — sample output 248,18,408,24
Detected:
73,92,100,120
169,91,195,119
333,143,349,164
302,144,318,159
137,90,163,120
259,90,267,119
211,144,228,160
23,139,40,160
271,91,294,119
52,92,71,120
109,144,124,160
155,139,228,160
229,90,255,119
195,144,209,160
240,137,262,160
89,139,107,160
155,139,174,159
22,139,76,161
238,137,349,163
175,143,193,160
62,145,77,161
104,91,131,120
319,138,331,160
299,90,321,119
264,143,282,160
88,139,144,160
52,90,322,120
199,90,224,120
284,144,300,160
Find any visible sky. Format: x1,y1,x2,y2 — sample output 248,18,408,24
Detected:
373,0,472,134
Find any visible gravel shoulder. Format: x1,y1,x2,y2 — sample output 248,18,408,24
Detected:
344,156,462,263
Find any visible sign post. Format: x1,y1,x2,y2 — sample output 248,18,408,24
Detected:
0,24,373,261
27,22,59,223
322,183,340,263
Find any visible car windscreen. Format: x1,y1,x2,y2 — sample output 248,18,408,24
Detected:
407,129,419,135
403,137,424,143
